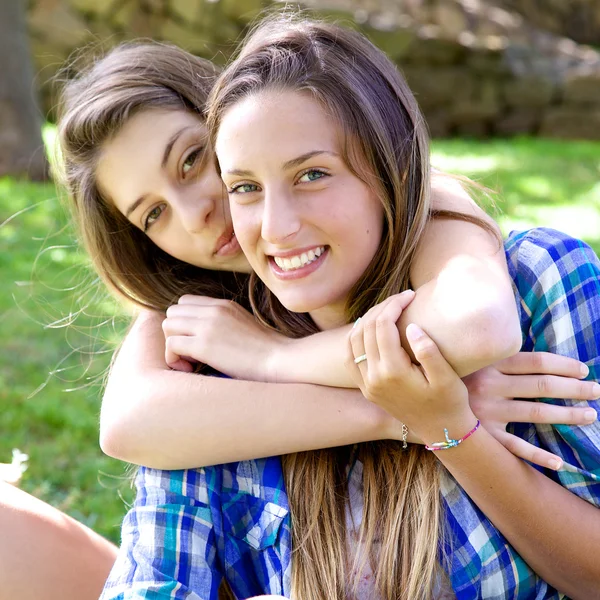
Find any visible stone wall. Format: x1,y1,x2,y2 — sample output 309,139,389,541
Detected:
27,0,600,139
496,0,600,46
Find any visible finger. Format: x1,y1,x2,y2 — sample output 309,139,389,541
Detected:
387,289,416,318
375,299,412,371
405,324,455,386
363,314,381,364
496,352,589,379
495,373,600,401
346,329,366,387
349,320,368,379
168,358,195,373
166,303,219,319
482,400,598,425
178,295,229,306
165,335,200,369
162,316,200,337
497,431,563,471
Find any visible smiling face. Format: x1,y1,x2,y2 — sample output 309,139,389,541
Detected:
216,90,384,330
96,108,250,273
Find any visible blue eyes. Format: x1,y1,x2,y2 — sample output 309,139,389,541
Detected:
231,183,260,194
228,169,327,194
298,169,326,183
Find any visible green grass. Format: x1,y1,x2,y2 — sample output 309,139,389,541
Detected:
432,137,600,255
1,136,599,544
0,178,133,543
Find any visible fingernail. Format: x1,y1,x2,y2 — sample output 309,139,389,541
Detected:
584,409,597,422
402,289,415,296
353,317,362,329
548,459,562,471
592,383,600,397
580,364,590,377
406,323,425,342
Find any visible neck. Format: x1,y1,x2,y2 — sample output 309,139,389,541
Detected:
309,302,347,331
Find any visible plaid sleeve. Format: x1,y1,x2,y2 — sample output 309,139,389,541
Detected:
505,228,600,503
99,467,225,600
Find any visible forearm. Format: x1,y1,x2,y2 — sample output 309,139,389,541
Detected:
431,423,600,598
101,373,405,469
270,261,521,386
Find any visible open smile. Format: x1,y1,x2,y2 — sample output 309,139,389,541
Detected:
268,245,329,280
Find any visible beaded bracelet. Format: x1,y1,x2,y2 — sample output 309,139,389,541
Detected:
425,420,480,452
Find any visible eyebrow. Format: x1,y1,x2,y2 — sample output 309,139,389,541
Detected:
125,194,148,219
124,126,193,218
224,150,339,177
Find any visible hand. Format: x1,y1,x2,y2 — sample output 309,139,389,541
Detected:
464,352,599,470
162,295,288,380
347,291,475,441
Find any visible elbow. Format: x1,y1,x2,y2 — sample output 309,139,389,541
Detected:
461,302,523,371
99,387,153,467
99,405,137,464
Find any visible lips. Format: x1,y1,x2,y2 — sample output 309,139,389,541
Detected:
214,228,240,257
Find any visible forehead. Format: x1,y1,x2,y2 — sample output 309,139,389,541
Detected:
95,108,205,208
215,90,342,167
102,108,205,160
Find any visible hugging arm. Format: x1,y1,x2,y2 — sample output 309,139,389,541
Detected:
100,311,405,469
101,182,597,470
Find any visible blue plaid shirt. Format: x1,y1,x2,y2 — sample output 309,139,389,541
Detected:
101,228,600,600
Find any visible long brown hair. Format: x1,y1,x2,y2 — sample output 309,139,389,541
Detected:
207,15,492,599
56,42,248,312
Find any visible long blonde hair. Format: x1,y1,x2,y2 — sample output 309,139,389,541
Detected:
206,15,479,599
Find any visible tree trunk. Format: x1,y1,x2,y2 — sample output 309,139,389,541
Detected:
0,0,48,181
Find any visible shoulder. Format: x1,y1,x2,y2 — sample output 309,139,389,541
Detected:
505,228,600,294
505,228,598,275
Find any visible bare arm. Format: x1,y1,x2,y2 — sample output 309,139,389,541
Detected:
100,311,406,469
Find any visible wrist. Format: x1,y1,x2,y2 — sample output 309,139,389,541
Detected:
265,335,293,383
383,416,423,445
415,410,478,448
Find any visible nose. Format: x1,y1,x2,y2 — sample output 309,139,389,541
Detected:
260,187,301,244
176,168,225,234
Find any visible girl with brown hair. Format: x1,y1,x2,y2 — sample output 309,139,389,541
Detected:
4,29,597,600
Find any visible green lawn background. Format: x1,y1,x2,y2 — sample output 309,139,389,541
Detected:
1,136,599,543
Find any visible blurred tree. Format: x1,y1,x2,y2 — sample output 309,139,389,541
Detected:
0,0,48,181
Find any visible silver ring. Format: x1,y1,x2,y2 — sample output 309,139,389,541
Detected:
354,354,367,364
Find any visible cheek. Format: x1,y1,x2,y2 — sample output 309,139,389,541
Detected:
230,204,259,252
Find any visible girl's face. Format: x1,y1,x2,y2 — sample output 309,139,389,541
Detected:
96,108,251,274
216,90,384,330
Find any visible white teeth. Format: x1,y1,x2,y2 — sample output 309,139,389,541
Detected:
273,246,326,271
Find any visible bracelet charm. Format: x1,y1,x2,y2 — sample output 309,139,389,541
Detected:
425,420,480,452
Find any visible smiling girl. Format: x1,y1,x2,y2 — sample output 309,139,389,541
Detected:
201,15,600,599
7,30,598,600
